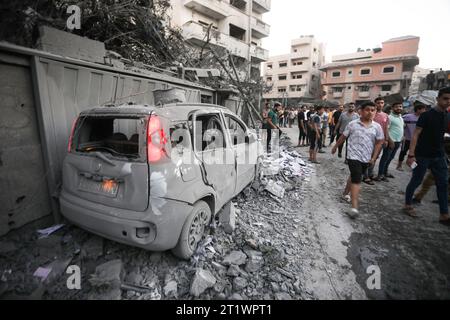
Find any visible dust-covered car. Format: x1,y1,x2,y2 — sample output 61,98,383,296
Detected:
60,103,261,259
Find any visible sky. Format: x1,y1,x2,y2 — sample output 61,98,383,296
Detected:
262,0,450,69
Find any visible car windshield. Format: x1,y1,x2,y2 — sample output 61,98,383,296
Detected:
72,116,145,160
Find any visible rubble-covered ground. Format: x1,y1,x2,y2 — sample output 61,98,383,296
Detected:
1,128,449,300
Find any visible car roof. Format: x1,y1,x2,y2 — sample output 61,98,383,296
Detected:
80,103,233,121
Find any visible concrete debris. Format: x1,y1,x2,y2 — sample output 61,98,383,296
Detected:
218,201,236,234
264,180,285,198
244,250,264,273
275,292,293,300
81,236,104,259
227,265,241,277
89,259,123,287
190,268,216,297
222,251,247,266
163,280,178,298
0,241,17,255
232,277,248,291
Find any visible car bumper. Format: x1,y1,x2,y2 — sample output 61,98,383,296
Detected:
60,191,193,251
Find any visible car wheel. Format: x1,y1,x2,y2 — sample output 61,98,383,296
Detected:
172,200,211,260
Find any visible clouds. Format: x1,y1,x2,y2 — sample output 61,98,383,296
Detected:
262,0,450,69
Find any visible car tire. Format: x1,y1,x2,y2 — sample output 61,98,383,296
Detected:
172,200,211,260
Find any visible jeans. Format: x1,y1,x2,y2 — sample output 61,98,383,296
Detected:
378,142,401,176
405,156,449,214
398,140,411,163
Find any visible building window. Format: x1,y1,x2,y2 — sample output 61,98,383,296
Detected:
360,68,371,76
381,85,392,91
267,64,273,70
332,71,341,78
348,70,353,75
313,62,317,67
279,62,287,68
314,48,317,52
348,86,351,89
230,0,246,11
278,87,287,93
332,87,343,93
291,73,302,79
359,85,370,92
293,49,297,53
278,75,287,80
292,60,303,66
382,66,395,73
229,24,246,41
266,76,272,81
290,85,302,92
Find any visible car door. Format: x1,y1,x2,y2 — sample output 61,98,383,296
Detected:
223,113,257,194
192,110,236,208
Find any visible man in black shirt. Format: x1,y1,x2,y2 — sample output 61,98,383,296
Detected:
404,87,450,225
330,105,344,145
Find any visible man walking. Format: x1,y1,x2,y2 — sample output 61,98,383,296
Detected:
366,97,390,182
332,102,384,218
404,87,450,226
297,105,308,146
426,70,436,90
330,105,344,145
376,102,404,180
308,106,325,164
437,68,446,89
334,103,359,159
397,103,427,170
262,102,281,153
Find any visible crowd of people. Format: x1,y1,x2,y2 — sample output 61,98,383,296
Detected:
261,86,450,227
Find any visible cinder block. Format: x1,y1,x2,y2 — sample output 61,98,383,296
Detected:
219,201,236,234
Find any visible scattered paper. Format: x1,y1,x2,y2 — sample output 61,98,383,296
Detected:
36,224,65,239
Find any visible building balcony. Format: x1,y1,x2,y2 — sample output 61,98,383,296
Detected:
251,17,270,38
358,91,370,98
288,78,308,85
182,21,249,60
184,0,228,20
289,64,309,72
252,0,271,13
333,92,343,98
250,45,269,62
291,37,313,47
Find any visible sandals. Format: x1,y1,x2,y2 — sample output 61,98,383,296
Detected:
402,206,418,218
363,178,375,185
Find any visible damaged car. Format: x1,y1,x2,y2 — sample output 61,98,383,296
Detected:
60,103,261,259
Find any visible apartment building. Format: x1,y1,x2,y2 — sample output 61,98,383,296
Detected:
169,0,271,81
262,36,325,104
320,36,420,105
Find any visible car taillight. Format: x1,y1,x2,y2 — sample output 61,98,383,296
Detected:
67,117,79,153
147,115,168,163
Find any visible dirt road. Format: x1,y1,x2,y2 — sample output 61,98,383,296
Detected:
284,127,450,299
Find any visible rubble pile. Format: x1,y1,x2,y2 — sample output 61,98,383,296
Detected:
0,135,314,300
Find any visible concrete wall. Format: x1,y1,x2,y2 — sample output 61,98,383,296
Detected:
0,52,51,236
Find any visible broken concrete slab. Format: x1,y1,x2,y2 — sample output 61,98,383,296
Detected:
264,180,285,198
190,269,216,297
222,251,247,266
88,259,123,300
89,259,123,287
163,280,178,298
227,265,241,277
244,250,264,273
218,201,236,234
232,277,248,291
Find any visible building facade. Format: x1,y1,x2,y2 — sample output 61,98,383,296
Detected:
320,36,420,105
262,36,325,104
169,0,271,80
